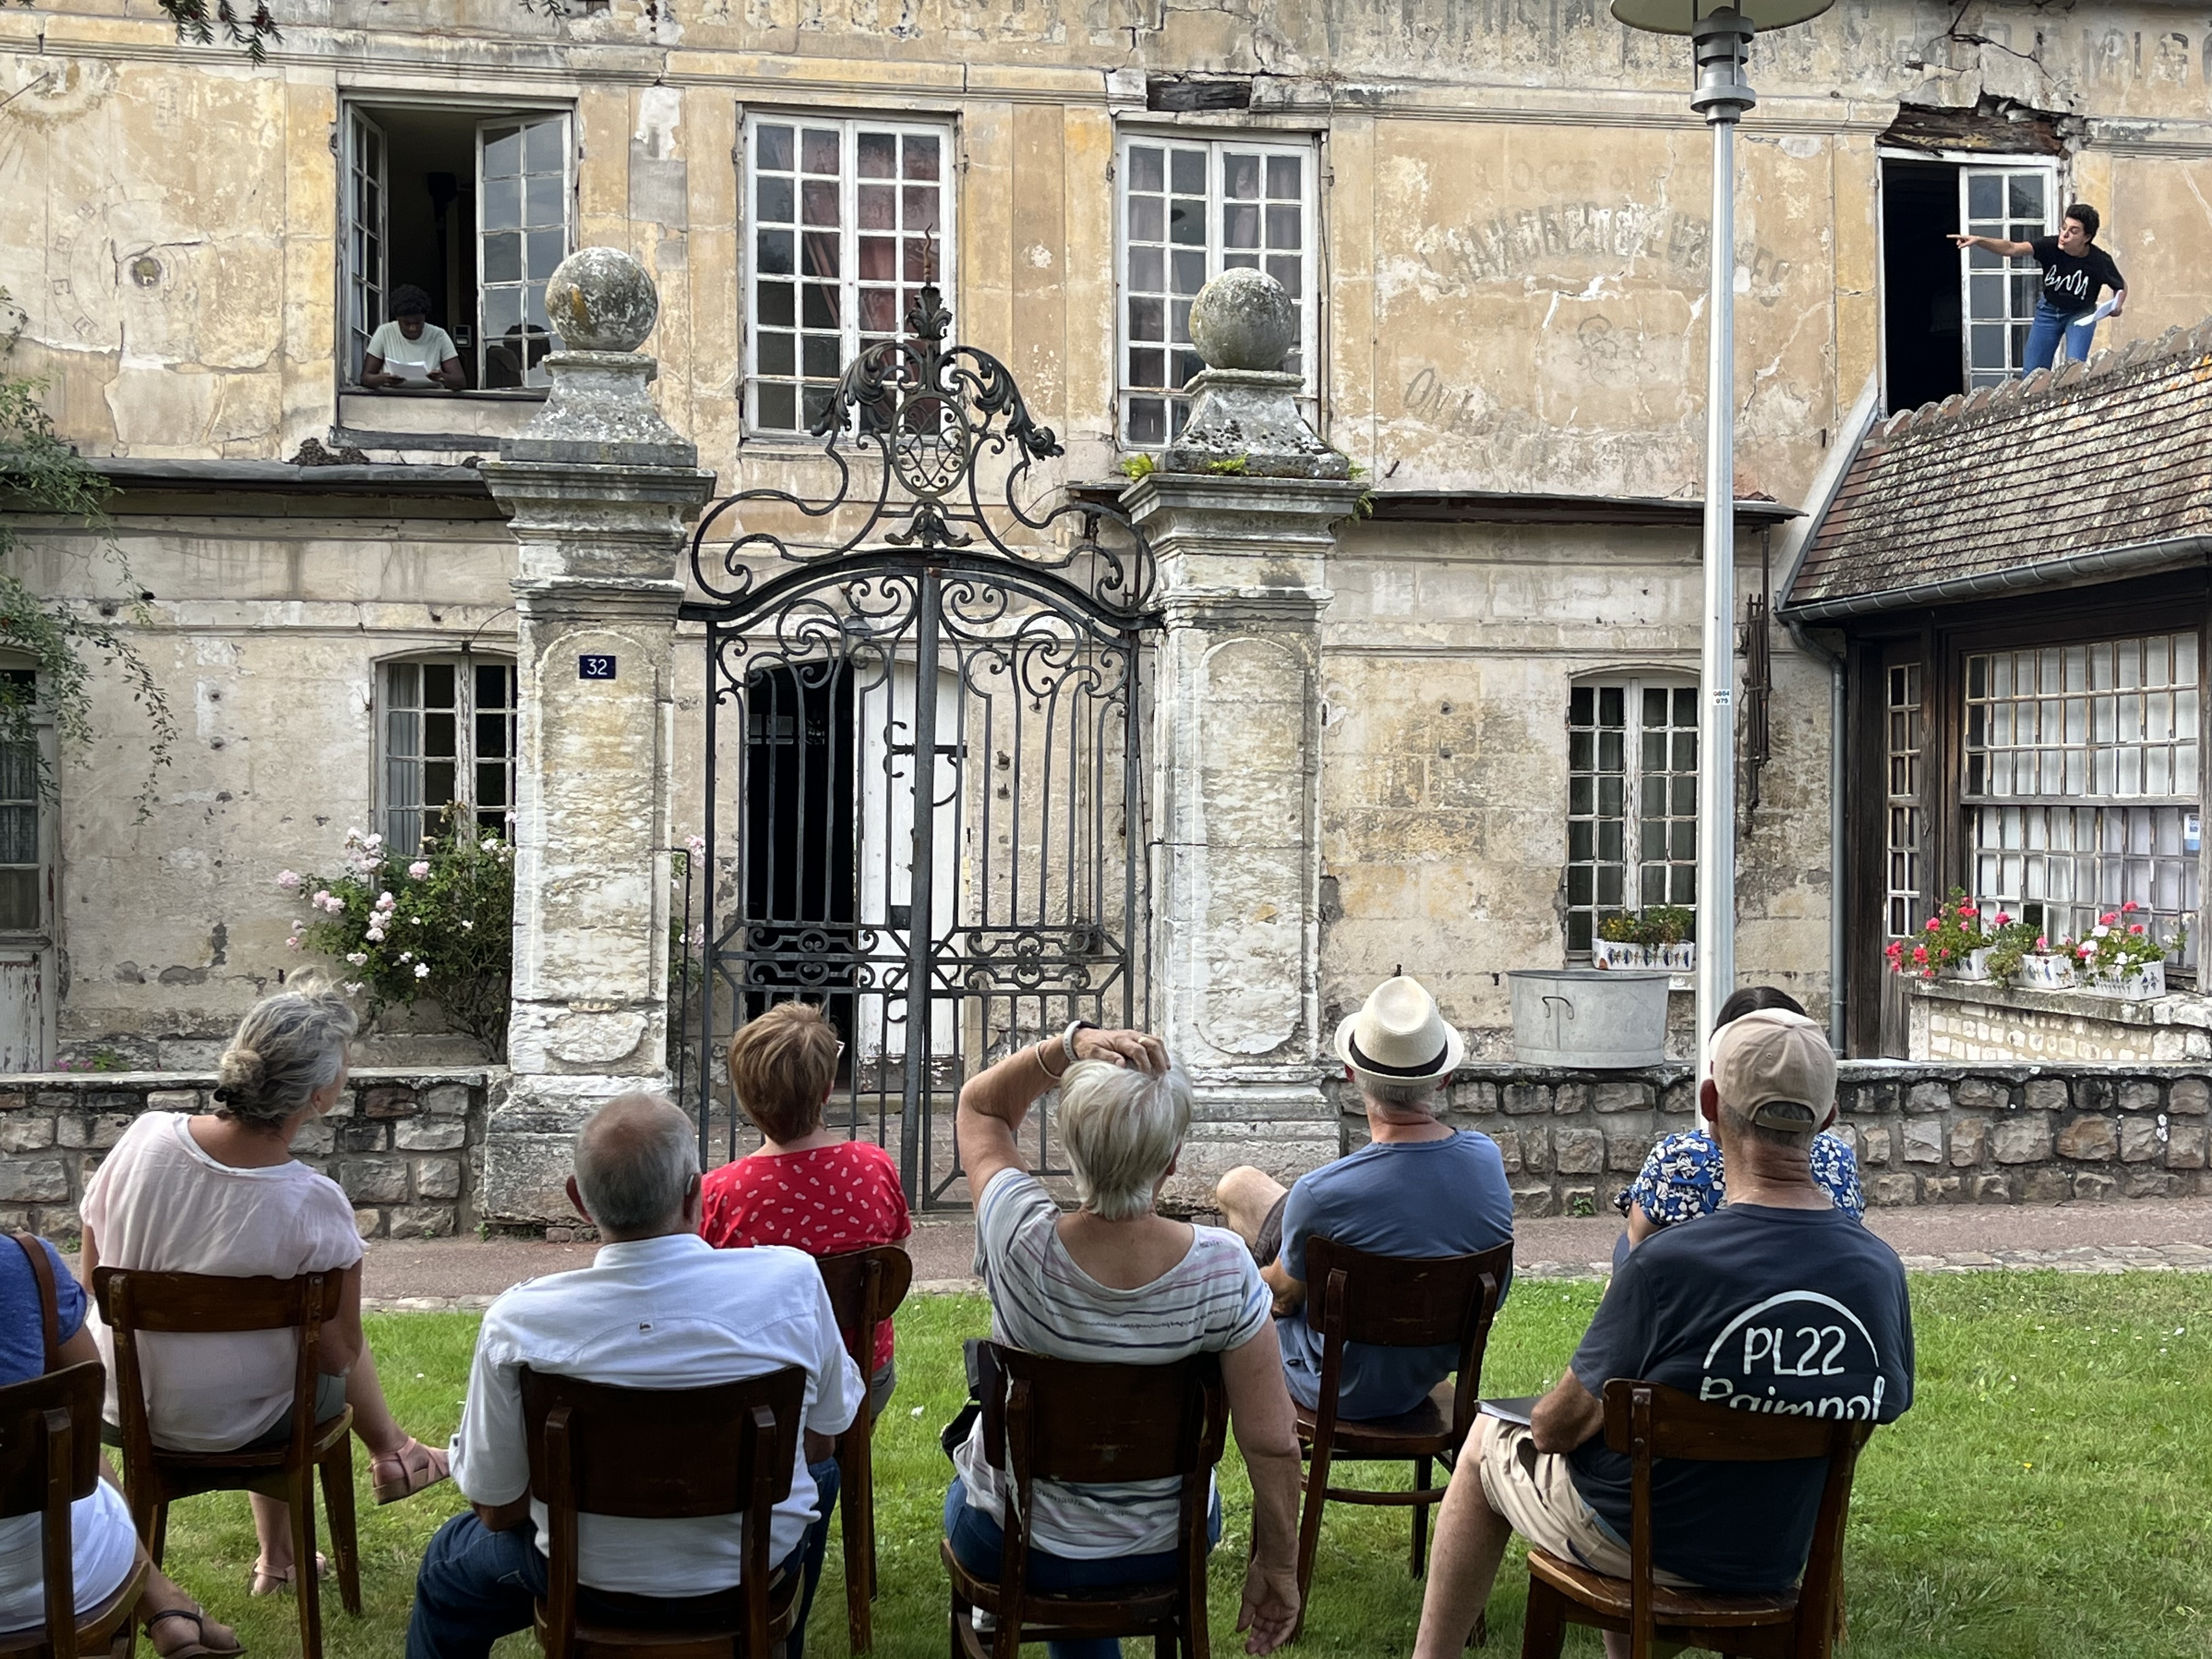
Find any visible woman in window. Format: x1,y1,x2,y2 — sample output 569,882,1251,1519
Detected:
80,979,452,1596
360,284,464,391
1612,986,1865,1266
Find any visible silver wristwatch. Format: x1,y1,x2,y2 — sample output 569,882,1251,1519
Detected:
1062,1019,1098,1069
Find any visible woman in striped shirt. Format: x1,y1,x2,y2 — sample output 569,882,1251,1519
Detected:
947,1026,1305,1657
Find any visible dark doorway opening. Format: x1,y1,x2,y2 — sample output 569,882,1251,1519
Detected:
1882,159,1964,414
742,665,857,1081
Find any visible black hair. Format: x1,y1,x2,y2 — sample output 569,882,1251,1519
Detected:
1712,985,1807,1033
2062,202,2101,241
389,284,434,319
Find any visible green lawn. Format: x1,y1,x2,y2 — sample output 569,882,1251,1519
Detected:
146,1274,2211,1657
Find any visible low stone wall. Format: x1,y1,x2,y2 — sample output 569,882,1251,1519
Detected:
1332,1062,2211,1214
0,1069,494,1240
1909,979,2212,1064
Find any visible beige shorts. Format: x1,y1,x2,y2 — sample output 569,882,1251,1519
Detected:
1476,1417,1696,1589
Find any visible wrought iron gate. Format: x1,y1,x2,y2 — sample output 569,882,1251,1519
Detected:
681,287,1158,1208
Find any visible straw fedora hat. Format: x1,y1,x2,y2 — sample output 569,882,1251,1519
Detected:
1334,974,1464,1085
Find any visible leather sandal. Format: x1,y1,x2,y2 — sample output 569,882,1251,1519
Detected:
146,1607,245,1657
371,1436,452,1505
248,1553,327,1597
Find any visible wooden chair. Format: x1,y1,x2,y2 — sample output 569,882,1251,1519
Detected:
1290,1238,1511,1628
94,1269,359,1659
814,1245,914,1655
520,1365,806,1659
1520,1379,1876,1659
0,1359,149,1659
941,1344,1226,1659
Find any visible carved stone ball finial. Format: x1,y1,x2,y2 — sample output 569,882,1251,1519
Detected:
544,247,660,353
1188,267,1297,373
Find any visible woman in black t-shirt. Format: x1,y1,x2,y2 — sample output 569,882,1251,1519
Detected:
1953,200,2128,371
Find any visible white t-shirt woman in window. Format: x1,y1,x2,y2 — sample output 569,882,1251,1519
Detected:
360,283,464,390
948,1028,1307,1658
80,978,452,1596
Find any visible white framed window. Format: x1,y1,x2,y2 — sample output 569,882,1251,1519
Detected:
380,656,518,854
1566,679,1699,956
1116,132,1317,446
1959,163,2055,388
1884,663,1927,940
742,113,956,437
340,104,574,391
1965,631,2200,967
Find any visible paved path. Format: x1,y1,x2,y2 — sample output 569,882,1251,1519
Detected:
358,1199,2212,1312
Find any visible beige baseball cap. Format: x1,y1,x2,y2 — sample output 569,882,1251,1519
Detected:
1711,1007,1837,1130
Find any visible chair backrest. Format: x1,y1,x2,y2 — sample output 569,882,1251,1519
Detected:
814,1245,915,1372
520,1367,806,1657
93,1267,345,1472
0,1360,107,1649
1602,1379,1874,1652
1304,1237,1512,1436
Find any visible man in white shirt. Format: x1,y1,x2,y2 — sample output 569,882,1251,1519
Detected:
405,1092,863,1659
361,284,465,390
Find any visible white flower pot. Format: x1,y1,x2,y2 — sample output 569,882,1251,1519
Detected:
2014,953,2077,991
2087,961,2165,1000
1592,940,1695,972
1949,947,1993,982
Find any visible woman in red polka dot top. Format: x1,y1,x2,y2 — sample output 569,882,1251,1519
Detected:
700,1001,912,1416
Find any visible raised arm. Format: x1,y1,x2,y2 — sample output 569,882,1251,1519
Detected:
1949,233,2036,257
954,1025,1166,1211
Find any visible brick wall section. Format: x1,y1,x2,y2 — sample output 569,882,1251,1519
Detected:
0,1070,491,1241
1331,1062,2212,1216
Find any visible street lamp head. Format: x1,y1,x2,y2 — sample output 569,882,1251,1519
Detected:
1609,0,1832,33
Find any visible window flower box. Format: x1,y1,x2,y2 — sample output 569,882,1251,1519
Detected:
2086,961,2166,1001
1592,939,1696,972
2014,953,2077,991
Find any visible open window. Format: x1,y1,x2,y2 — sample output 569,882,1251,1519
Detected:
342,104,574,393
1880,149,2057,411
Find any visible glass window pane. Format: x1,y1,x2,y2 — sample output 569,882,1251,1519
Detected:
482,126,521,178
523,117,563,172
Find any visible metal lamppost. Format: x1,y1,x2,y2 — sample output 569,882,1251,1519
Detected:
1610,0,1834,1039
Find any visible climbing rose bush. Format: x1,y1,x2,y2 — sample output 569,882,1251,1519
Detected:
284,803,515,1059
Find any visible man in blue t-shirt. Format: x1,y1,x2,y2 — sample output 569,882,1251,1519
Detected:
1409,1009,1915,1659
1216,974,1514,1421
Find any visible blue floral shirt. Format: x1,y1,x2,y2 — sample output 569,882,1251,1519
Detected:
1613,1127,1865,1224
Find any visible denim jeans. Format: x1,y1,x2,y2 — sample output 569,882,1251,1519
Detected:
942,1475,1221,1659
406,1457,839,1659
2023,298,2093,373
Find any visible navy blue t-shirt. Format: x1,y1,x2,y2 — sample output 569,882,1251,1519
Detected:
0,1237,83,1383
1279,1131,1515,1418
1566,1204,1914,1592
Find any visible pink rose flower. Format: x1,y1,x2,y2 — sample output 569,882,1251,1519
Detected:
408,860,431,880
276,870,302,890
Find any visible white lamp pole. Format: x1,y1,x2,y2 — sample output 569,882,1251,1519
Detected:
1610,0,1833,1040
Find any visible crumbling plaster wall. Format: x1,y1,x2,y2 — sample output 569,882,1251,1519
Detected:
7,2,2212,497
1319,517,1835,1046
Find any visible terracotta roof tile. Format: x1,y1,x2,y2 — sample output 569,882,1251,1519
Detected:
1787,321,2212,612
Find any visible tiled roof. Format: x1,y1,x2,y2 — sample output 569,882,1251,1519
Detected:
1786,321,2212,616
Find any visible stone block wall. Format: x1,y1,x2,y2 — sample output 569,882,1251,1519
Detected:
0,1069,493,1241
1909,980,2212,1064
1333,1062,2212,1215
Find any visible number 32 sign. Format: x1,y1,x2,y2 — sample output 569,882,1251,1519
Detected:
578,655,617,681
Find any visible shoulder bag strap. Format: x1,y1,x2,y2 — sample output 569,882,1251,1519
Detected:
9,1232,61,1373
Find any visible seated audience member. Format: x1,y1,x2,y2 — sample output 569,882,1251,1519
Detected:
1615,988,1864,1265
1215,975,1513,1420
408,1092,862,1659
1409,1009,1916,1659
0,1233,241,1656
80,979,449,1598
359,285,464,390
948,1025,1304,1658
701,1001,911,1419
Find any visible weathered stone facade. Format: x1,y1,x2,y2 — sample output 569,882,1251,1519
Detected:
0,1069,492,1240
1331,1062,2212,1215
9,0,2212,1076
1910,980,2212,1065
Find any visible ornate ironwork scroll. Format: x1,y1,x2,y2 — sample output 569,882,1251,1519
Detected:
682,292,1157,1209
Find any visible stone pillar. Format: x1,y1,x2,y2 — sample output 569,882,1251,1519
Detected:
477,249,715,1224
1125,269,1365,1199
